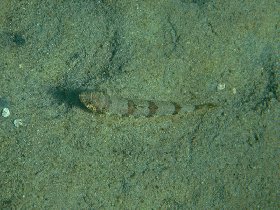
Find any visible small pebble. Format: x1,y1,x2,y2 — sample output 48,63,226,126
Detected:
232,88,237,94
2,108,10,118
13,119,23,127
217,83,226,91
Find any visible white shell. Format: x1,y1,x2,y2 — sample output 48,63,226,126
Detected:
1,108,10,118
13,119,23,127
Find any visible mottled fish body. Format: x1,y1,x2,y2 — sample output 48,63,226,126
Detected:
79,92,214,117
